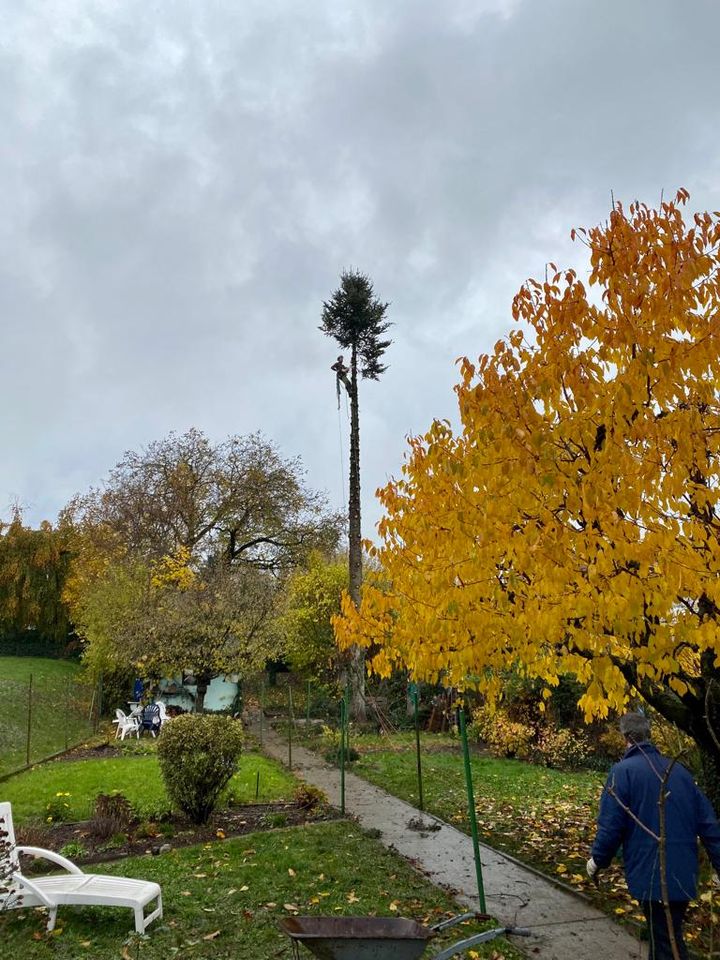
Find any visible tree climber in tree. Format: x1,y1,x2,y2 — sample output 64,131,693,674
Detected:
331,355,351,400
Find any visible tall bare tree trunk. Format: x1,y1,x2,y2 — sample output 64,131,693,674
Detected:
347,345,366,722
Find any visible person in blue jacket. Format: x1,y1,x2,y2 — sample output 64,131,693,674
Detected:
587,712,720,959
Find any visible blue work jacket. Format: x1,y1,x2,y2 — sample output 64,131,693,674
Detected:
591,742,720,901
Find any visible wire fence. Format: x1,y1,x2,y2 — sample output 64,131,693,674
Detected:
0,672,100,779
244,671,464,737
243,670,487,907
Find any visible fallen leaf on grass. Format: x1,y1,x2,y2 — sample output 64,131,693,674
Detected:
284,904,299,912
203,930,221,940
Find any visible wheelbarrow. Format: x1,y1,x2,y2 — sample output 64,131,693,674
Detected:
279,911,531,960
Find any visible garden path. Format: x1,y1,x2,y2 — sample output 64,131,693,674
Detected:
251,720,645,960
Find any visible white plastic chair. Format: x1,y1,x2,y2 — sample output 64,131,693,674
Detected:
156,701,168,725
113,709,140,741
0,802,162,933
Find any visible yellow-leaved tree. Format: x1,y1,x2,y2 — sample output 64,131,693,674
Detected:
335,191,720,805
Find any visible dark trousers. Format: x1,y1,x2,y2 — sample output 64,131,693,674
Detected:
641,900,689,960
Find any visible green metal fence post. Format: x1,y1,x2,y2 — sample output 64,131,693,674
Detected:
95,673,103,732
345,680,351,756
65,677,70,751
260,680,265,747
413,688,424,812
288,685,294,770
26,674,33,766
339,697,346,816
459,707,486,912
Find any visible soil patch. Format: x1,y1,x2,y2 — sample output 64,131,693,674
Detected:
17,802,340,867
51,742,124,762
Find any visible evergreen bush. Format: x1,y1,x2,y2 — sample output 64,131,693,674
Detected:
157,714,243,824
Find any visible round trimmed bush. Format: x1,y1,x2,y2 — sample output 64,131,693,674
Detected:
157,714,244,824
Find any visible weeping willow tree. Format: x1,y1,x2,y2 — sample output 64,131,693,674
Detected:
0,511,73,652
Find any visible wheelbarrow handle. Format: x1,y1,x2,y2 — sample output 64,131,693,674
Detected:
430,911,480,932
432,925,532,960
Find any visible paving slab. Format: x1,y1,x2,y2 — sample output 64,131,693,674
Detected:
252,722,644,960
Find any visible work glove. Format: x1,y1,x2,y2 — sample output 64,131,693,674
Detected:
586,857,600,880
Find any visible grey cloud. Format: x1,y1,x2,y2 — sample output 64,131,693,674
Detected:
1,0,719,531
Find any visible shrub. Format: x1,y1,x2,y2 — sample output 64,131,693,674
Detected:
293,783,328,812
135,821,160,839
470,706,535,760
59,841,87,860
157,714,244,824
597,726,627,761
319,724,340,752
535,726,591,770
261,811,288,829
90,792,132,839
319,724,359,765
102,833,128,850
45,792,73,824
97,665,135,716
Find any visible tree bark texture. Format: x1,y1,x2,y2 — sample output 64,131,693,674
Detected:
194,674,211,714
347,345,366,722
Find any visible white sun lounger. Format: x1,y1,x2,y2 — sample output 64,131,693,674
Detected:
0,802,162,933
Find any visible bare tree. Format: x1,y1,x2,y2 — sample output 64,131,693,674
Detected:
63,428,342,572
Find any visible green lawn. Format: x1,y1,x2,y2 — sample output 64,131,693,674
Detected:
353,745,604,875
1,750,297,824
0,657,95,776
0,822,523,959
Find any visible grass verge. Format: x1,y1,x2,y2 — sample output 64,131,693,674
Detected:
2,751,297,824
0,822,524,959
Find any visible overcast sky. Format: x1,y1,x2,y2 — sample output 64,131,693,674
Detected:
2,0,719,536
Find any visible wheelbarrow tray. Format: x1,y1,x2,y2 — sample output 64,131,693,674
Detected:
279,915,434,960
